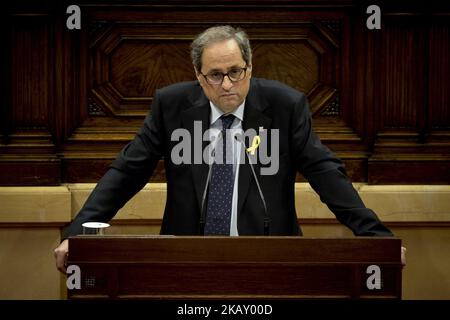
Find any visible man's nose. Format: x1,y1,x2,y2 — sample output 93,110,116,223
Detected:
221,75,234,91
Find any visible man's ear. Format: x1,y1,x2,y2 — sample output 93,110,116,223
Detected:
194,67,201,80
247,64,252,75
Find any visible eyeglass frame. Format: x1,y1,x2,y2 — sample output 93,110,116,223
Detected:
199,65,248,85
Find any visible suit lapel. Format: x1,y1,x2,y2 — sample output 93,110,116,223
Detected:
181,89,211,211
181,79,272,219
238,81,272,218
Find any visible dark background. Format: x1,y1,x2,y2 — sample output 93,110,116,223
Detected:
2,0,449,185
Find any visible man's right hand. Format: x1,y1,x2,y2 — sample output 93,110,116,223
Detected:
54,239,69,274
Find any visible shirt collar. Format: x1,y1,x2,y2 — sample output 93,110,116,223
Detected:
210,100,245,125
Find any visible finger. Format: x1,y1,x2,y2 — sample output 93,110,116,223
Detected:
55,252,67,274
57,265,67,274
57,259,66,274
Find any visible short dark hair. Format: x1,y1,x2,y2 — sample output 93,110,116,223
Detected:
190,25,252,73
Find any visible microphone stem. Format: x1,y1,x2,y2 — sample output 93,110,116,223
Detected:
199,132,222,235
247,153,270,236
236,136,270,236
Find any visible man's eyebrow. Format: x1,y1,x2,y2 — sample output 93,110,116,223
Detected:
205,65,244,74
206,68,223,73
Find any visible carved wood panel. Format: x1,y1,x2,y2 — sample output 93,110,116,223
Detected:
90,24,197,116
380,22,423,129
89,22,340,118
3,1,450,185
368,14,450,184
429,21,450,129
250,22,340,117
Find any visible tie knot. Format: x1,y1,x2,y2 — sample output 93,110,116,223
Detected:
221,114,235,130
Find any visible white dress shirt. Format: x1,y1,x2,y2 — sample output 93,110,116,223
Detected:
209,100,245,236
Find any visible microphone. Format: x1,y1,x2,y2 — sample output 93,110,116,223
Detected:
199,130,223,235
234,135,270,236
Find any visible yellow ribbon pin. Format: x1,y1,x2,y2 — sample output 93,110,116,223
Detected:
246,135,261,155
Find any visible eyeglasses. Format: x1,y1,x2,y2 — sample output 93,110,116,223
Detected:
200,66,248,85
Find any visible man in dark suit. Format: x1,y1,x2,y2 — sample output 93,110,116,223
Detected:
55,25,399,273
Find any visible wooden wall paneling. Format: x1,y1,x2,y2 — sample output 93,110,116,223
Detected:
1,13,12,146
53,7,88,146
61,22,202,182
62,4,370,183
340,10,353,131
429,19,450,130
3,1,450,185
312,10,370,182
0,12,60,185
340,5,380,182
55,5,96,183
368,11,450,184
89,24,196,116
381,18,424,130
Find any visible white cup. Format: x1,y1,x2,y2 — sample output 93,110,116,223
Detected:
82,222,110,235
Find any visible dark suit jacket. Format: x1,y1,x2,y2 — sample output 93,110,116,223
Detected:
63,78,393,238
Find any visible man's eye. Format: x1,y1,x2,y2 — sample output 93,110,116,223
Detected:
229,69,241,76
209,72,222,79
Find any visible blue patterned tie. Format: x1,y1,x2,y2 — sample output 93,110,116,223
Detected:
204,114,235,235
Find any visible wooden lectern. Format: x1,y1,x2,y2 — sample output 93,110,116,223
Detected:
67,236,402,299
